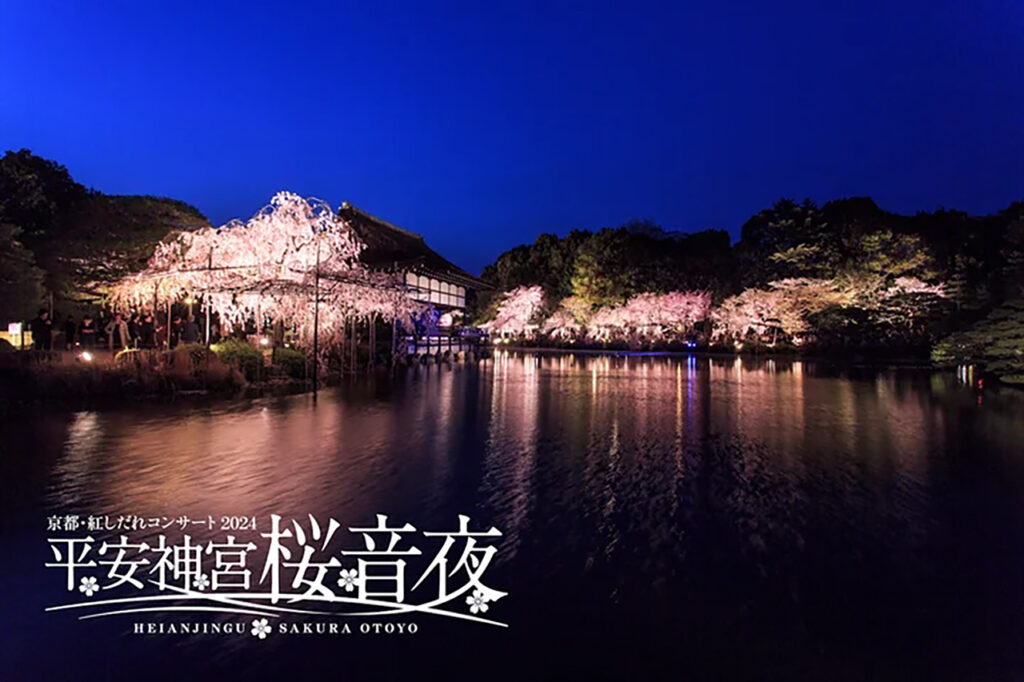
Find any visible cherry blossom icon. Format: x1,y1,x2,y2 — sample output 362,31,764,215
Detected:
465,589,492,614
250,618,272,639
79,576,99,597
337,567,362,593
193,574,210,591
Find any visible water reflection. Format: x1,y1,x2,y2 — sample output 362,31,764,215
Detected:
480,351,539,557
41,355,1024,564
8,352,1024,678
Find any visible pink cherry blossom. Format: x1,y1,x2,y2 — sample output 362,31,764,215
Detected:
109,192,422,354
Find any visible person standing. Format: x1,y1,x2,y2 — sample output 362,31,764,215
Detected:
106,313,130,351
30,309,52,351
154,316,167,349
96,311,110,349
181,315,200,345
170,315,183,348
139,313,156,349
63,314,76,350
79,315,97,349
128,313,140,349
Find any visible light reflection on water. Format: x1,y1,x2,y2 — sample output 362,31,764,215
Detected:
6,352,1024,679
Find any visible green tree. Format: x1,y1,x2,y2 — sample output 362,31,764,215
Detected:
737,198,833,286
0,221,44,321
0,149,209,311
1000,203,1024,300
570,228,638,306
853,230,937,281
0,148,89,297
932,299,1024,381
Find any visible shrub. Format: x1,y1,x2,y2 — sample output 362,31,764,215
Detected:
114,348,160,372
273,347,308,379
932,299,1024,379
177,343,213,365
211,338,263,381
160,344,235,388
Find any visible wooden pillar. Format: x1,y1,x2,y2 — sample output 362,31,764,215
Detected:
152,283,159,349
350,317,357,374
369,313,376,371
312,238,321,397
205,249,212,346
390,317,397,364
342,315,350,374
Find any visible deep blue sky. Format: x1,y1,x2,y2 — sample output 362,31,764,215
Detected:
2,1,1022,274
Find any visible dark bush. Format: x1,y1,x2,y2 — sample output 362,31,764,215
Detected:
211,338,263,381
273,347,308,379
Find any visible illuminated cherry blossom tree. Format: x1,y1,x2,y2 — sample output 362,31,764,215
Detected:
109,192,421,350
850,275,947,329
713,276,947,344
583,291,711,342
632,291,711,332
541,308,581,339
483,285,546,335
713,278,846,343
714,288,804,343
586,304,631,341
541,295,591,339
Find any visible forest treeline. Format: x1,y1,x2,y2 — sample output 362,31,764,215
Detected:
2,149,1022,378
474,197,1024,377
0,149,209,322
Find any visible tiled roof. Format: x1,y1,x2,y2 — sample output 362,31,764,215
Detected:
338,202,489,289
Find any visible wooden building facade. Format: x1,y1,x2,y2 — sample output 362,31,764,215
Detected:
338,202,490,356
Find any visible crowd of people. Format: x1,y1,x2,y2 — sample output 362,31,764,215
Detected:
26,308,217,352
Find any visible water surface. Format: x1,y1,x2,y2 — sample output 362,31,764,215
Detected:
3,353,1024,680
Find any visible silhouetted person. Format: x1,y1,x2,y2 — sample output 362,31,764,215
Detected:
139,313,156,348
154,317,167,349
128,313,140,348
79,315,97,349
273,318,285,348
96,311,111,348
106,313,130,350
170,315,183,348
63,315,76,350
181,315,200,344
30,309,52,351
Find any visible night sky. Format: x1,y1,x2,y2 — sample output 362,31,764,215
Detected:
2,1,1021,274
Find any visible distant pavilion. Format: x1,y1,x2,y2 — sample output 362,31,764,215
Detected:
338,202,490,352
339,202,489,318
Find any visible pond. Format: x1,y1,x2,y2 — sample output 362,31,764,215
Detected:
3,352,1024,680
